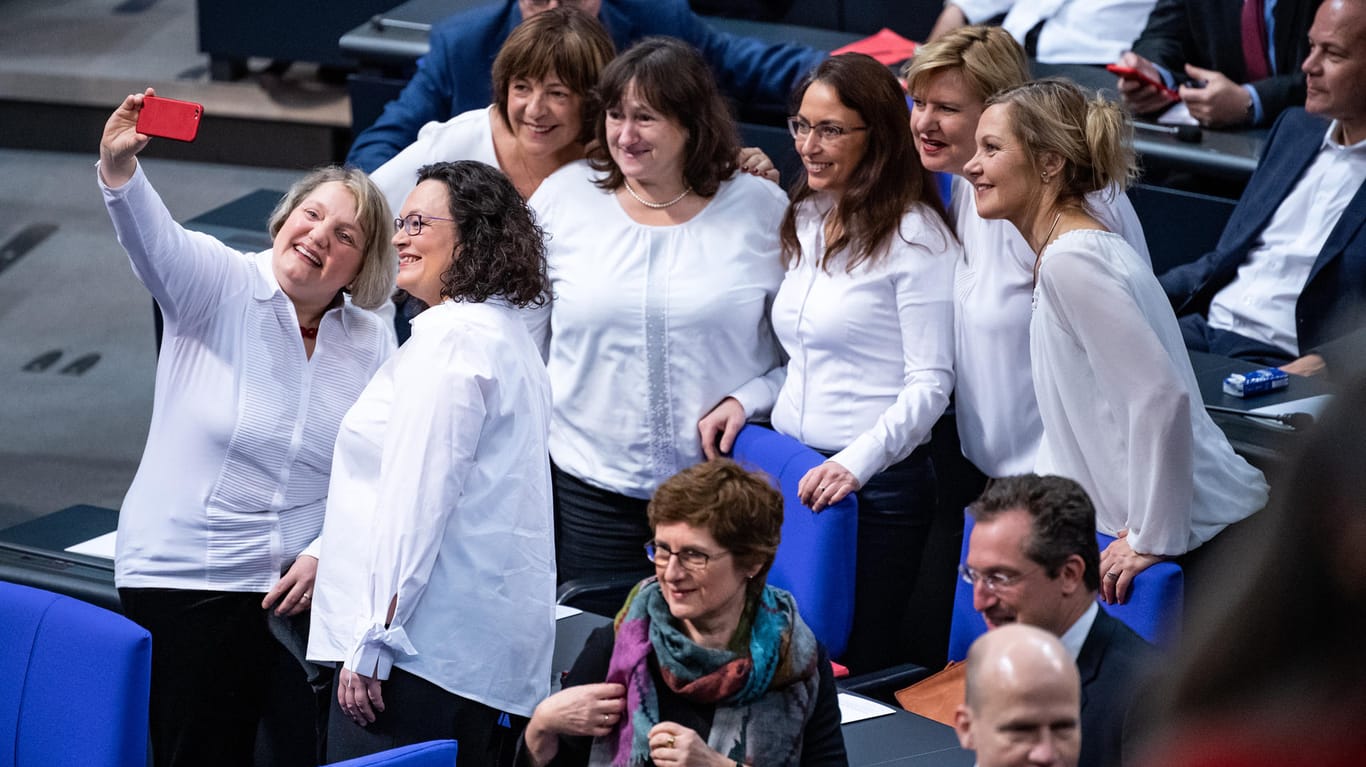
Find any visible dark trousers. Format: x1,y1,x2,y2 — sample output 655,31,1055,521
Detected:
836,444,939,674
119,588,276,767
551,462,655,586
1179,312,1295,367
325,666,526,767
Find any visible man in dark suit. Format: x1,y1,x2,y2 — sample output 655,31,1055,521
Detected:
346,0,825,171
962,475,1153,767
1117,0,1321,127
1158,0,1366,377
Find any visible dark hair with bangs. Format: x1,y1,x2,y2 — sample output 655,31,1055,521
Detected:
587,37,740,197
492,7,616,145
647,459,783,594
415,161,550,308
780,53,953,273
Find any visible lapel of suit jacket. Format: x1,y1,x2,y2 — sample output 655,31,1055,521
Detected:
1075,608,1112,709
1307,175,1366,286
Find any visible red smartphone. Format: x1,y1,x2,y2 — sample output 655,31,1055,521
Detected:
136,95,204,142
1106,64,1179,100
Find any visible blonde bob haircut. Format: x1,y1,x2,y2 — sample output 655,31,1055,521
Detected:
268,165,397,311
902,25,1029,105
985,78,1139,207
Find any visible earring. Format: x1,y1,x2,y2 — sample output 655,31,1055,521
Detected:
1041,172,1049,182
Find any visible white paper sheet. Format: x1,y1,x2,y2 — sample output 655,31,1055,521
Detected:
64,530,117,559
838,692,897,725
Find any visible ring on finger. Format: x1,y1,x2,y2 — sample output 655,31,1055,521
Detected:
666,737,676,749
1105,571,1119,580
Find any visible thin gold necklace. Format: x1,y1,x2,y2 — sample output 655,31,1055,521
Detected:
1032,210,1063,286
623,178,692,209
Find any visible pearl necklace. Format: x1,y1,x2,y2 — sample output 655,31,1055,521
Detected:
623,178,692,209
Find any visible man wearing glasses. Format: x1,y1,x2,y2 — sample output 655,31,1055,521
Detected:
347,0,826,171
959,474,1152,767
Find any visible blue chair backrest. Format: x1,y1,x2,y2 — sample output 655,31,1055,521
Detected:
325,739,458,766
946,512,1184,661
732,425,858,660
0,580,152,767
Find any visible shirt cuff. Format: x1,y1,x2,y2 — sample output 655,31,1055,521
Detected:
345,624,418,680
830,434,885,488
1243,84,1264,125
1153,64,1177,90
726,373,778,419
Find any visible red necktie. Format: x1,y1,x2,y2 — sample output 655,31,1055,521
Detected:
1241,0,1270,81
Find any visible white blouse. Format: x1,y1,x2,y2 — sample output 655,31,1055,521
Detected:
770,195,958,485
370,106,500,219
102,163,395,592
1031,229,1268,557
307,299,556,717
528,161,788,498
952,176,1150,477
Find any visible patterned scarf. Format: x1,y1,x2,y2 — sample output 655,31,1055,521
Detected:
589,577,821,766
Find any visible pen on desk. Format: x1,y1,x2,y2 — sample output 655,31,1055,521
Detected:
1133,121,1203,143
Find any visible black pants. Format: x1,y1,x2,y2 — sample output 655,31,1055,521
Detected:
831,445,939,674
551,462,655,586
119,588,277,767
325,666,526,767
1179,312,1294,367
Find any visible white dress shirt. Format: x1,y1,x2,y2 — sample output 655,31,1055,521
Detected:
307,299,555,717
1208,120,1366,355
954,0,1156,63
771,195,957,485
370,106,500,221
528,161,788,498
102,163,395,592
951,177,1150,477
1058,601,1100,660
1031,230,1268,557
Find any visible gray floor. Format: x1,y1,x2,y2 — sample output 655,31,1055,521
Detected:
0,0,342,529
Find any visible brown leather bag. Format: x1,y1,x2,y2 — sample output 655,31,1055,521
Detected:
893,661,966,726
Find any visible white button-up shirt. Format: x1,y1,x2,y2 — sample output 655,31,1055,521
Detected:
102,163,395,592
307,299,556,717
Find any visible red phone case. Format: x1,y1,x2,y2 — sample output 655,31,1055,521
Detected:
1105,64,1179,100
137,95,203,142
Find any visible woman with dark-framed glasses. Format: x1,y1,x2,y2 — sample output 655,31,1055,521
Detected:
761,53,960,673
518,459,847,767
307,160,555,767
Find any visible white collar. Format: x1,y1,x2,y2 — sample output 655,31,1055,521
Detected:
1058,600,1099,660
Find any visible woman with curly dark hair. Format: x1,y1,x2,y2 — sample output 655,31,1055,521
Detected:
529,37,789,586
308,160,555,767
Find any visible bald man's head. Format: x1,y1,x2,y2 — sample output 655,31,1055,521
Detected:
956,624,1082,767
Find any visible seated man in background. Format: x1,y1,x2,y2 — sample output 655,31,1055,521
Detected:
962,475,1153,767
954,624,1082,767
1159,0,1366,376
927,0,1156,64
346,0,826,171
1117,0,1321,128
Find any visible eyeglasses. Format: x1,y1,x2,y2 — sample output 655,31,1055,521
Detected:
523,0,595,9
645,541,729,572
394,213,454,236
787,116,869,143
958,564,1038,593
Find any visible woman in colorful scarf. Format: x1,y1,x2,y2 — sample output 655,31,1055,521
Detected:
519,459,847,766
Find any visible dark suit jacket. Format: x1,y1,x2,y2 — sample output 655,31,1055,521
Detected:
1132,0,1320,125
1159,108,1366,361
345,0,826,171
1078,608,1154,767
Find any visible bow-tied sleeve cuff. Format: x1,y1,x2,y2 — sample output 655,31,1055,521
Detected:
345,623,419,680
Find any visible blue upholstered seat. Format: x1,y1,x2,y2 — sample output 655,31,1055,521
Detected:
0,580,152,767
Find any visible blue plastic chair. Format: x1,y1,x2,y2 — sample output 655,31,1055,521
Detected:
731,425,859,660
325,740,458,766
947,512,1184,660
0,580,152,767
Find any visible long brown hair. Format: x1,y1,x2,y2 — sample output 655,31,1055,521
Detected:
780,53,951,272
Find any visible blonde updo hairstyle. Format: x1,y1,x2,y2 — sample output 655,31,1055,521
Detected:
985,77,1138,211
